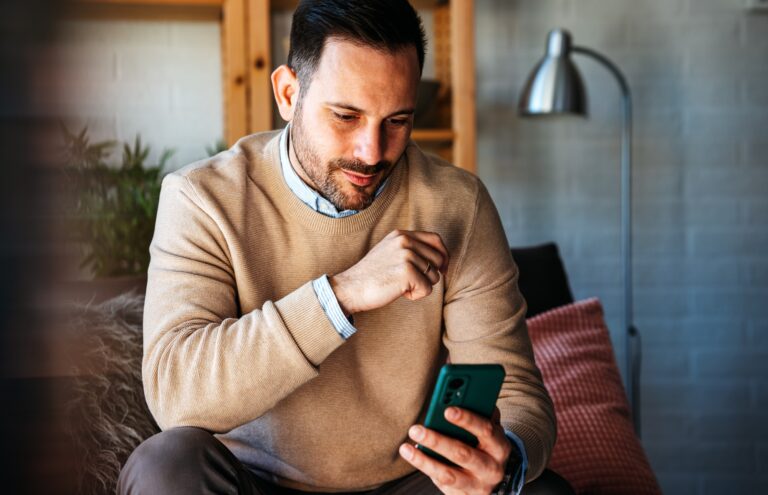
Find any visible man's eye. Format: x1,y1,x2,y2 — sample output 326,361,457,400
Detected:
388,118,409,127
333,112,357,122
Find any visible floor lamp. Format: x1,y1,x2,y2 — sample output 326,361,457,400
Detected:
517,28,641,434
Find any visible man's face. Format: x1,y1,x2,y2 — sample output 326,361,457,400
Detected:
289,38,420,211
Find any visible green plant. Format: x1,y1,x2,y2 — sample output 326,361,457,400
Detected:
63,125,173,278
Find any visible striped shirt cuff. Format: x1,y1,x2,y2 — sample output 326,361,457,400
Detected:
312,274,357,340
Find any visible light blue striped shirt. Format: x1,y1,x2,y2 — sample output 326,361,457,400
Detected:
278,125,526,493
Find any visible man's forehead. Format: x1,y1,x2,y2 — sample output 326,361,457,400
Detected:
314,38,419,83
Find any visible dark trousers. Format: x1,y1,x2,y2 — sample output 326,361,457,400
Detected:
117,427,574,495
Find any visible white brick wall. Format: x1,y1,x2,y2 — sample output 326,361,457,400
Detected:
51,19,223,171
476,0,768,491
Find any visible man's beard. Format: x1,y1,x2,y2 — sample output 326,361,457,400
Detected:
290,108,393,211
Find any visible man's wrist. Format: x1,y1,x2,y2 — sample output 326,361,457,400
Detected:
493,432,527,495
328,273,353,317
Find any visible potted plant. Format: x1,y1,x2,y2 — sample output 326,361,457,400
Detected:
63,126,173,300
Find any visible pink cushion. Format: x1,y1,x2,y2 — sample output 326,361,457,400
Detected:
527,298,661,494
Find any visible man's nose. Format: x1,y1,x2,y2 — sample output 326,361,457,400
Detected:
352,124,384,166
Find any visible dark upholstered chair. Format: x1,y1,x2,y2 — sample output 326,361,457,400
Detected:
510,242,574,318
511,242,641,434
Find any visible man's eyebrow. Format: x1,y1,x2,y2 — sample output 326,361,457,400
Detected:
325,102,415,117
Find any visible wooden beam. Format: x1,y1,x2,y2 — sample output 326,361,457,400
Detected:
450,0,476,174
222,0,248,145
72,0,223,5
247,0,274,133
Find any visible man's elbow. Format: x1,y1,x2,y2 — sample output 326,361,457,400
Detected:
142,353,227,433
142,372,234,433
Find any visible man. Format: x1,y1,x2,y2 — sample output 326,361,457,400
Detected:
119,1,563,494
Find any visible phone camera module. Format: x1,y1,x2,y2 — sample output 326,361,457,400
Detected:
448,378,465,390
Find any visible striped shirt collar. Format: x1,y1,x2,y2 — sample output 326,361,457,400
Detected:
278,124,389,218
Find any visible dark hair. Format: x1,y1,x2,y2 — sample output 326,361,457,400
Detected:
287,0,426,87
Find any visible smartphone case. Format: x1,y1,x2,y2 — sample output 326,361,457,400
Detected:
416,363,505,465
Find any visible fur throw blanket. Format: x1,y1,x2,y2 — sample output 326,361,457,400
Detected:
64,292,159,495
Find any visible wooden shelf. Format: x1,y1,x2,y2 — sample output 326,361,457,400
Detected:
65,0,222,19
269,0,295,10
72,0,223,5
270,0,446,10
411,129,455,142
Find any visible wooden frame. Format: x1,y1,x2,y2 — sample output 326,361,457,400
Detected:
223,0,249,143
449,0,476,173
247,0,272,133
67,0,476,172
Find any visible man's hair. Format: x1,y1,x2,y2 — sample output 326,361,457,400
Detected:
287,0,426,87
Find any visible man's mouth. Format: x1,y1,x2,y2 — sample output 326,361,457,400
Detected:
341,169,377,187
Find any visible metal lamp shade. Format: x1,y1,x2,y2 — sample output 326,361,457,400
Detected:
518,29,588,117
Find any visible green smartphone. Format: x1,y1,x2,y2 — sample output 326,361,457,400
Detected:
416,363,505,465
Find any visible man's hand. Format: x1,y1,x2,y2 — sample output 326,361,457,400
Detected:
329,229,449,316
398,407,513,495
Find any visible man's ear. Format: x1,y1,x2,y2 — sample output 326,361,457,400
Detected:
271,65,300,122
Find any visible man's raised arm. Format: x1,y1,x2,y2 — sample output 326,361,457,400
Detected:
142,172,345,432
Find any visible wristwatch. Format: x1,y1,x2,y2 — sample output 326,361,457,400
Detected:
492,440,524,495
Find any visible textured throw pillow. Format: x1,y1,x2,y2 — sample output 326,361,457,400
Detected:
527,298,661,495
64,292,160,495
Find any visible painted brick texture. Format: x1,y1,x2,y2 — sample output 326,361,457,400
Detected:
476,0,768,491
52,19,224,171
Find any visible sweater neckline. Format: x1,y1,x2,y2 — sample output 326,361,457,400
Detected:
260,134,406,236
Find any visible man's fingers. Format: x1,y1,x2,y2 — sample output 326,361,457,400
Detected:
398,443,472,491
408,231,450,272
391,230,450,273
412,256,441,286
492,406,501,424
444,407,494,441
407,425,496,478
419,261,441,286
444,407,509,461
402,244,445,284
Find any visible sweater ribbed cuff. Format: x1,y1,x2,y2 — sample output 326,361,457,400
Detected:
503,421,547,482
275,281,345,366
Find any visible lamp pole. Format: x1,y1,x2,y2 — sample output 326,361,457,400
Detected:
572,47,639,434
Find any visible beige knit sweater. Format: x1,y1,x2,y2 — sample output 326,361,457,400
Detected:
143,131,555,492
